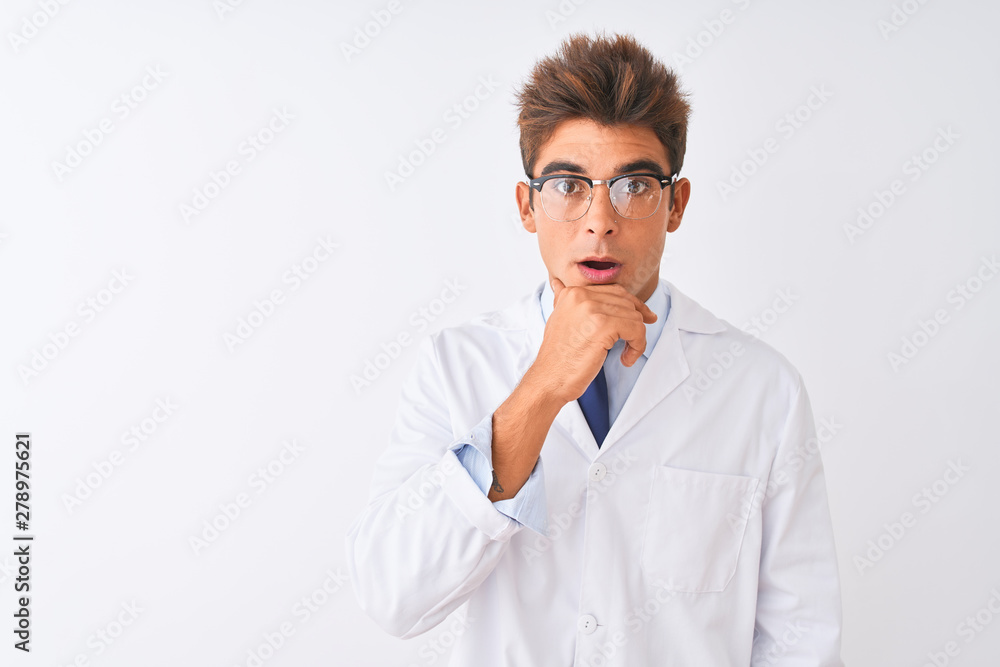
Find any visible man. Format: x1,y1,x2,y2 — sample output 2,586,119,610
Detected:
346,31,843,665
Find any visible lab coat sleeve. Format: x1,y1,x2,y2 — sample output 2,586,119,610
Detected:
751,377,844,666
345,333,546,639
454,431,549,537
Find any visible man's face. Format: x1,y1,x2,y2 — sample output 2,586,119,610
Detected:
515,118,691,303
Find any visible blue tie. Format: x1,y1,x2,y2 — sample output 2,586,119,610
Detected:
577,362,610,447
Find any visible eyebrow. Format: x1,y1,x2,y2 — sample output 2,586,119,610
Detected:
539,158,669,178
539,160,585,177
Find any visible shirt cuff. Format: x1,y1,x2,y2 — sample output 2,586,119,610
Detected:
451,414,549,537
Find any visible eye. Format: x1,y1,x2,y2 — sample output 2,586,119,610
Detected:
622,177,652,196
550,177,587,196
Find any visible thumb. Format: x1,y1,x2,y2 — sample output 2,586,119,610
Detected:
551,275,565,302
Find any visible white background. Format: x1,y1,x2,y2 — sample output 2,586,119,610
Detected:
1,0,998,665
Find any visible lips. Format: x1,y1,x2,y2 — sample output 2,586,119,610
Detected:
577,256,623,283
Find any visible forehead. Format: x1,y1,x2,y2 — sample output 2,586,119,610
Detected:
535,118,671,176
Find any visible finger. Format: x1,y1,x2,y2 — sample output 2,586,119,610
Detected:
551,275,565,301
619,318,649,366
626,293,657,323
581,283,657,323
621,342,641,367
592,301,648,323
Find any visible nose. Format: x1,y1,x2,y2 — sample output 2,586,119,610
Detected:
584,183,619,236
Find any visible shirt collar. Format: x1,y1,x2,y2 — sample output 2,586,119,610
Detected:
539,278,671,360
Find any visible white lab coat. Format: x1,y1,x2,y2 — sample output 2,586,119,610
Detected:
346,278,843,666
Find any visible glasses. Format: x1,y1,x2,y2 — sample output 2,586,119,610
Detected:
526,172,677,222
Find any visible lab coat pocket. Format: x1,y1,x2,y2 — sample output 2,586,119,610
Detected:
640,465,759,593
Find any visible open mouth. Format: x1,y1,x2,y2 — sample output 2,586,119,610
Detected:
582,260,618,270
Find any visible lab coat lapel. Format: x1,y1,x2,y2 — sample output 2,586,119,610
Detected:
604,279,727,452
600,312,687,453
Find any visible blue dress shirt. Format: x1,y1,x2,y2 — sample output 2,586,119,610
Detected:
452,279,672,536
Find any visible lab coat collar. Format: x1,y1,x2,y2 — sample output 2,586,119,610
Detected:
497,277,727,460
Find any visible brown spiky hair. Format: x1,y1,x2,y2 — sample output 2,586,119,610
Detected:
514,31,691,191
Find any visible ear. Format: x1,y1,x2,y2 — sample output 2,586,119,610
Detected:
515,181,537,233
666,177,691,233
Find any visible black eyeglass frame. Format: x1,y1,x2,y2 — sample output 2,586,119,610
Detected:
526,171,678,220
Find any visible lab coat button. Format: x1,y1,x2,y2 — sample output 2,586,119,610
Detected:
589,462,607,482
578,614,597,634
